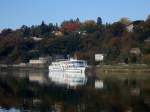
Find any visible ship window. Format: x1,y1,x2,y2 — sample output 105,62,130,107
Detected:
74,61,86,67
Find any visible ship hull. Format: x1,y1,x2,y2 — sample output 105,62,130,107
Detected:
49,67,86,74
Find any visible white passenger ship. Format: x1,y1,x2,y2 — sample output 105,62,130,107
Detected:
49,59,88,73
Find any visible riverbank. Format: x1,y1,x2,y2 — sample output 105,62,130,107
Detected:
95,64,150,75
0,64,48,71
1,64,150,75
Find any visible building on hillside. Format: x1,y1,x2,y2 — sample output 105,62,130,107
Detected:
53,31,63,37
29,56,52,65
126,24,134,32
95,54,104,62
31,37,43,41
129,48,141,55
126,20,144,32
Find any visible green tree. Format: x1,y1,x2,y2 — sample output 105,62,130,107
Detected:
119,17,131,25
81,20,98,33
97,17,102,26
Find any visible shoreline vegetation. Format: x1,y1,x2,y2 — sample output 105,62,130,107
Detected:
0,63,150,74
95,64,150,74
0,63,48,69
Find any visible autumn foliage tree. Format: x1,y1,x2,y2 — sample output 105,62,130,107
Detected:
0,16,150,64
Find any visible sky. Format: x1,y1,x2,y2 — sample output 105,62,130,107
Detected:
0,0,150,29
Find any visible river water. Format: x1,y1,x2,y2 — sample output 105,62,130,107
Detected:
0,69,150,112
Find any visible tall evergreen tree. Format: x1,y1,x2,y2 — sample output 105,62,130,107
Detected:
97,17,102,25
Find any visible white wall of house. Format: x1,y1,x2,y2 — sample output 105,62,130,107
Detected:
29,60,45,64
95,54,104,62
29,56,51,64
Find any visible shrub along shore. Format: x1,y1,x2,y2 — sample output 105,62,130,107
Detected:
95,64,150,74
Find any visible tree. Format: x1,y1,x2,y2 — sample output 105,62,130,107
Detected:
97,17,102,26
61,19,80,34
119,17,131,25
146,15,150,21
40,21,49,35
109,22,126,37
142,54,150,64
76,17,80,23
1,28,12,36
21,25,31,37
81,20,98,33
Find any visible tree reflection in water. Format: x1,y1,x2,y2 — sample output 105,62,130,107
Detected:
0,71,150,112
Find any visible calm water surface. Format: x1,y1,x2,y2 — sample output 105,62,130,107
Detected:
0,69,150,112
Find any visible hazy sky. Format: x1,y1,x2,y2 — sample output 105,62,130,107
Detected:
0,0,150,29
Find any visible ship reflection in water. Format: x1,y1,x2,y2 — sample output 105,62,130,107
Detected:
49,71,87,87
0,69,150,112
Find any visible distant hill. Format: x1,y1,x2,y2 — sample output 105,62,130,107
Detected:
0,16,150,65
